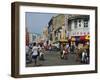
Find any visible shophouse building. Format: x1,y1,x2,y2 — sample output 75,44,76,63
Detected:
68,15,90,46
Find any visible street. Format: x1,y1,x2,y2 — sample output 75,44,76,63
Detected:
26,51,83,67
25,13,90,67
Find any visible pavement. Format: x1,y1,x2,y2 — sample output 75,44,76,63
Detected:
26,50,83,67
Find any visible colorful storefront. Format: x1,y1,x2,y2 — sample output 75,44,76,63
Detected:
69,34,90,48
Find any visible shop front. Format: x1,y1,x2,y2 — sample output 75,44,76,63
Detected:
68,35,90,47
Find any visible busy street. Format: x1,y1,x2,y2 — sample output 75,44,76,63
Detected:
26,50,83,67
26,42,89,67
26,13,90,67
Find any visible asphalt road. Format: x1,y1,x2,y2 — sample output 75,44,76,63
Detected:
26,50,83,67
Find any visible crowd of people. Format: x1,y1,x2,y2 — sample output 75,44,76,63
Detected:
26,41,90,66
26,42,45,66
60,42,90,64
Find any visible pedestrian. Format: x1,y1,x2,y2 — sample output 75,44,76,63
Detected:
66,43,69,49
70,42,75,54
39,45,45,60
26,45,29,63
49,44,52,53
60,44,64,59
32,42,39,66
81,49,88,64
86,46,90,64
26,45,29,54
64,47,69,59
75,47,80,62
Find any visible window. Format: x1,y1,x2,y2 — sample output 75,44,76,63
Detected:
74,20,77,28
79,20,81,27
84,20,88,27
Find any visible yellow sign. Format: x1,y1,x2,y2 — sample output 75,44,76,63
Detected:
71,37,75,41
85,35,90,40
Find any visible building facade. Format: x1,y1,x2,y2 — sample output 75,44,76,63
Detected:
68,15,90,45
26,27,29,46
28,32,41,44
48,14,69,47
68,15,89,35
47,14,90,48
68,15,90,42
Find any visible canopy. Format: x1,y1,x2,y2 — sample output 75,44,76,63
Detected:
70,35,90,42
80,36,85,41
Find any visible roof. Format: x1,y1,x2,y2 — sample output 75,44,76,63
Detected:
68,15,89,20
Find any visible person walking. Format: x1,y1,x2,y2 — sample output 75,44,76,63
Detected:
70,43,75,54
75,47,80,62
60,44,64,59
64,47,69,60
81,49,88,64
26,45,30,63
32,42,39,66
39,45,45,60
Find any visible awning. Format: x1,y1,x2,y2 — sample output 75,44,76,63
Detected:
71,36,80,41
80,36,85,41
53,39,68,43
59,39,68,42
69,35,90,42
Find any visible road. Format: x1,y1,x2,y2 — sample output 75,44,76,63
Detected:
26,50,83,67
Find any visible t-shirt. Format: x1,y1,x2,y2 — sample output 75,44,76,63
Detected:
66,44,69,48
32,46,38,56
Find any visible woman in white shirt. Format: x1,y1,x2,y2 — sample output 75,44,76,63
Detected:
32,42,39,65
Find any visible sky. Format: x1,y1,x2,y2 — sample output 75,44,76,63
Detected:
26,12,57,34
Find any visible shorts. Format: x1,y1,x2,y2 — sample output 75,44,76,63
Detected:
32,55,38,59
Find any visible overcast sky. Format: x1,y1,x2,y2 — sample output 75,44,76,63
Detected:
26,12,57,34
